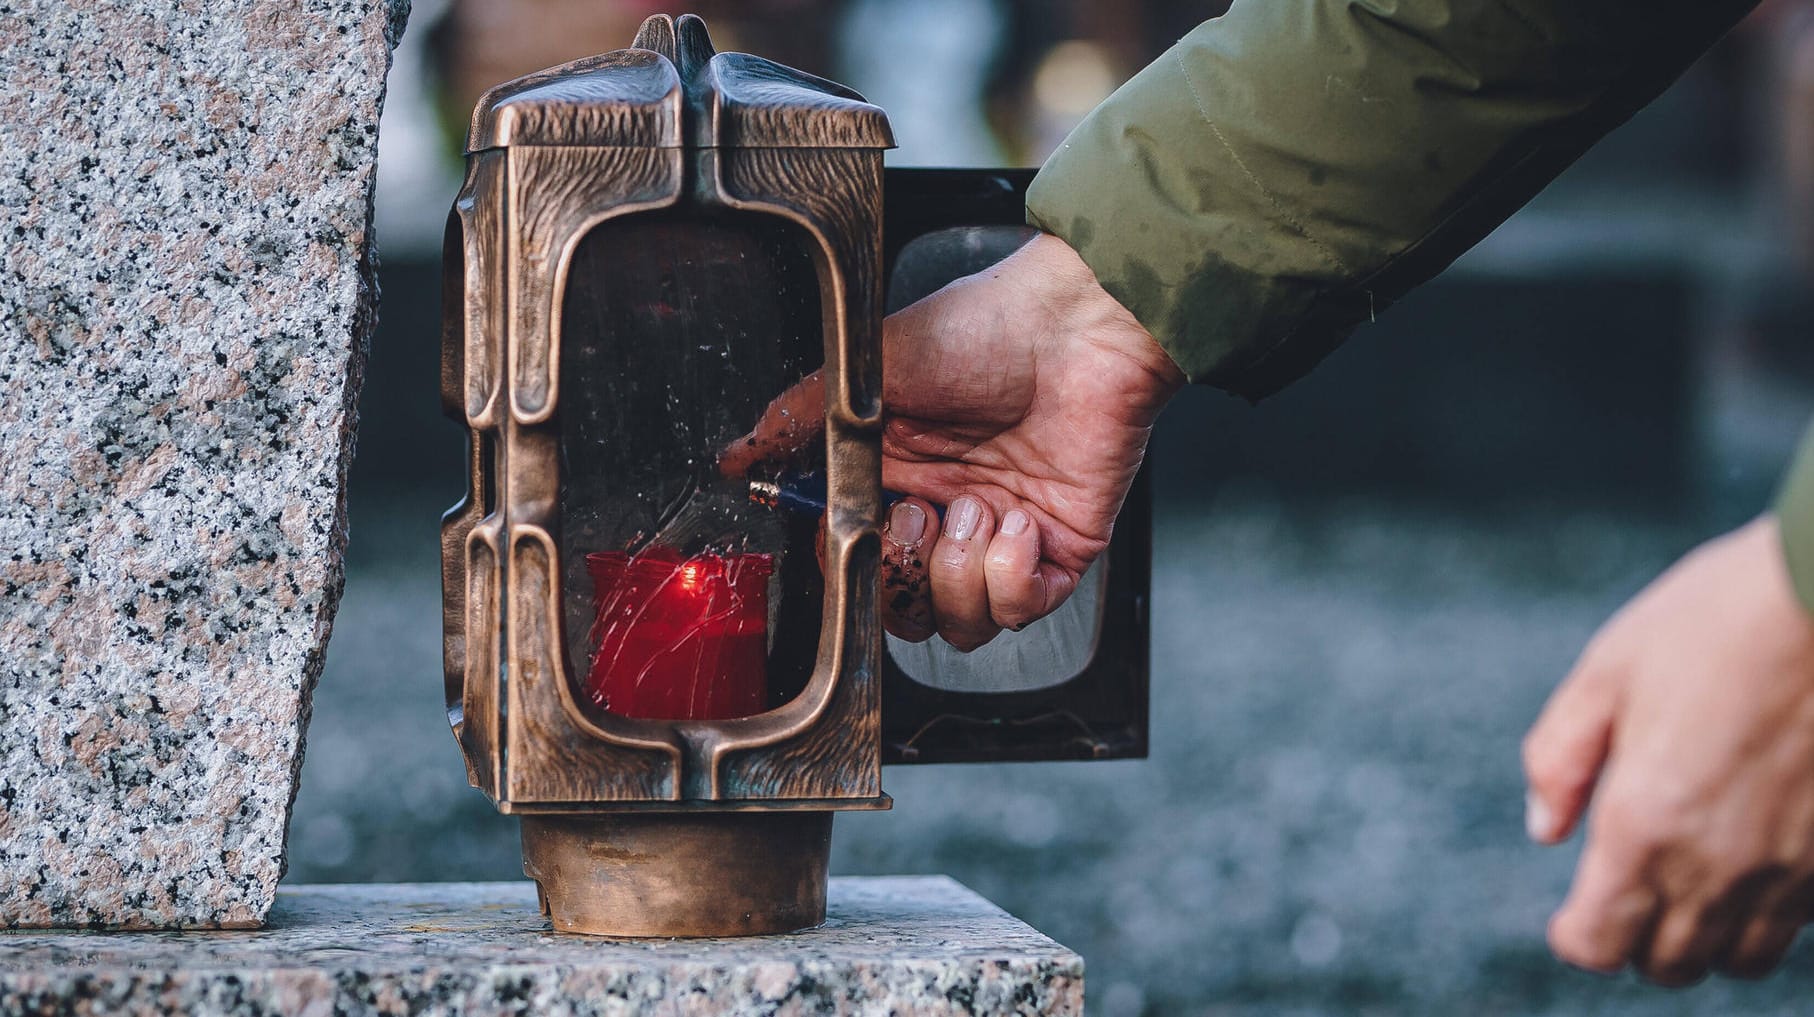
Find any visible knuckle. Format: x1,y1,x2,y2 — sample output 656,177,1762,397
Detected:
984,549,1027,578
1548,927,1625,974
1721,862,1795,905
984,579,1043,628
1639,932,1716,989
989,587,1046,631
882,591,933,642
1589,798,1667,859
933,542,978,576
1754,859,1797,886
1548,901,1643,975
1730,932,1798,980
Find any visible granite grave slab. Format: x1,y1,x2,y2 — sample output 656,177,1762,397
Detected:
0,876,1085,1015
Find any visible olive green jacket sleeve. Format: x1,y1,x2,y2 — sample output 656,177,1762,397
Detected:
1778,424,1814,614
1026,0,1758,400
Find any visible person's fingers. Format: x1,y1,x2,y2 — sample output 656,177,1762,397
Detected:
1639,900,1745,987
928,495,1000,651
1522,644,1622,845
880,497,936,642
1717,880,1813,978
1548,820,1660,974
719,368,826,478
983,509,1077,632
1719,916,1804,979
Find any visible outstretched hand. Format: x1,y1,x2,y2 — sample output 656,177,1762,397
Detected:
722,233,1183,649
1524,515,1814,983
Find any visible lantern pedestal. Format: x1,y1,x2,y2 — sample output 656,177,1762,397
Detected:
0,878,1085,1015
520,811,833,937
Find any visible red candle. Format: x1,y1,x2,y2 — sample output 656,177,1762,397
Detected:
583,548,772,720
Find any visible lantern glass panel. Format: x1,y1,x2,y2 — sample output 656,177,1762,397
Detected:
886,557,1108,693
884,225,1038,313
557,211,825,722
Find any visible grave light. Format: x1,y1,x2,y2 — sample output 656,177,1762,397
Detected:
442,13,1152,937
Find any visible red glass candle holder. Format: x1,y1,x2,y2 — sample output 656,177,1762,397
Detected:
583,548,773,720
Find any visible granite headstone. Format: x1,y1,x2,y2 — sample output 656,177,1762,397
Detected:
0,877,1086,1015
0,0,406,927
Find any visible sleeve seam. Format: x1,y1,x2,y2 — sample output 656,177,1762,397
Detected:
1170,46,1354,277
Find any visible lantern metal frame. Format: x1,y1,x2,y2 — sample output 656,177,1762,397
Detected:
439,14,1154,939
440,13,892,936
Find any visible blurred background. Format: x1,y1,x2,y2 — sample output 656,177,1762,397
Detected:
289,1,1814,1013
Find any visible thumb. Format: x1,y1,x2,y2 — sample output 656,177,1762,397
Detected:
1521,648,1621,845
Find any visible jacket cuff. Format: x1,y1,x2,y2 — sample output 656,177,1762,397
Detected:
1775,422,1814,616
1023,38,1342,399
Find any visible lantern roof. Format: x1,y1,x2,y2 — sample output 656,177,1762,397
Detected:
467,13,894,153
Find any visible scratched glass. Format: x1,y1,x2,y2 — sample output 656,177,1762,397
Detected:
557,212,824,721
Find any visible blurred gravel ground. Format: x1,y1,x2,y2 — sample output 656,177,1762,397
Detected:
290,479,1814,1015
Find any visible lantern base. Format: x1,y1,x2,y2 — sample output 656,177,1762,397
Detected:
520,811,833,937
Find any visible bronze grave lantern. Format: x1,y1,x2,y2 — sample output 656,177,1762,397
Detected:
441,13,1152,938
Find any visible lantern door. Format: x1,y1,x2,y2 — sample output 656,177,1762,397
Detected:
878,168,1151,764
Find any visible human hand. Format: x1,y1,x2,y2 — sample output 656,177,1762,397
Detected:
1523,515,1814,983
721,233,1183,649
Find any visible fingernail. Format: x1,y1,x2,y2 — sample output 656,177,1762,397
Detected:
1001,510,1030,536
888,501,926,545
1525,791,1556,843
948,497,981,541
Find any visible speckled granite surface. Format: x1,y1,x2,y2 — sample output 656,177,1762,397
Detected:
0,876,1083,1015
0,1,406,927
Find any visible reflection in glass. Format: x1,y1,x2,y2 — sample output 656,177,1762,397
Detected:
558,212,824,720
885,224,1037,312
886,556,1108,693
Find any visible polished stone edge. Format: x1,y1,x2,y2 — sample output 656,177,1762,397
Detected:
0,876,1084,1016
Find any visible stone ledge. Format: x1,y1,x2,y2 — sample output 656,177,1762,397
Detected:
0,876,1083,1016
